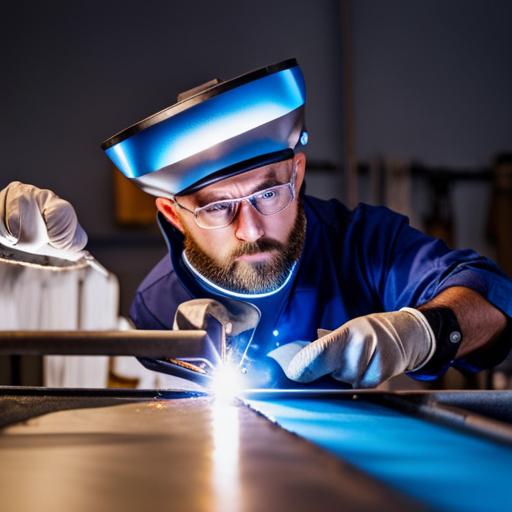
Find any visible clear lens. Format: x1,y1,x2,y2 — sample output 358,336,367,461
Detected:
189,164,297,229
196,201,238,228
251,183,293,215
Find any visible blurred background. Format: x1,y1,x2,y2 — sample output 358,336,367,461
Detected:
1,0,511,387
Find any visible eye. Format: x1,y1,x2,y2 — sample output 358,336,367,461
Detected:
203,202,232,214
258,189,277,200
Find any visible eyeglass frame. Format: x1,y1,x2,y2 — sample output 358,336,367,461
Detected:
172,162,298,230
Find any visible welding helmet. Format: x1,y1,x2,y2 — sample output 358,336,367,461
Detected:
100,59,307,198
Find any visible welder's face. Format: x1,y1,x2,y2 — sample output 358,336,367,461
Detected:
158,153,307,294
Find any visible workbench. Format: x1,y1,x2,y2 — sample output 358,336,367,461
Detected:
1,387,511,512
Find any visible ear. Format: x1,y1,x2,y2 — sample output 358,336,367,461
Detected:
293,152,306,194
155,197,185,233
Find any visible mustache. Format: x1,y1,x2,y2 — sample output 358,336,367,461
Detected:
230,238,285,259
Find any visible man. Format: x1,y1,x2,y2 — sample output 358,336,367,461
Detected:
2,59,511,388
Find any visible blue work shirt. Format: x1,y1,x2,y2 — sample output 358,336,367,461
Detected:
129,195,512,379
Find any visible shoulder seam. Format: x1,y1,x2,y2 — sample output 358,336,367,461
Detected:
137,266,177,294
132,291,169,330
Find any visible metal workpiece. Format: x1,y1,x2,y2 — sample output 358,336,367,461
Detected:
3,387,512,511
0,330,211,357
0,323,225,385
0,243,87,270
0,243,107,276
0,388,421,512
365,389,512,447
0,387,207,430
242,389,512,512
240,388,512,447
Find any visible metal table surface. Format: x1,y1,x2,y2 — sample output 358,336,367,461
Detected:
0,387,420,512
244,390,512,512
2,387,512,512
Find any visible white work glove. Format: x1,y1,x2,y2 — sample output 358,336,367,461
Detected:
272,308,436,388
0,181,87,260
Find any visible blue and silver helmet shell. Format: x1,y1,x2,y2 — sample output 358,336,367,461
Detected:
101,59,307,198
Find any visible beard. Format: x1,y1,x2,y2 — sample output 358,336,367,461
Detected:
183,201,307,294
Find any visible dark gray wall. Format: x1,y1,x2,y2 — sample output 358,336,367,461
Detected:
349,0,512,255
351,0,512,167
1,0,345,238
2,1,511,310
0,0,346,313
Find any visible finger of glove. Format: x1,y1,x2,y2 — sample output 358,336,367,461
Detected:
1,183,50,250
331,314,407,388
38,192,87,252
267,341,309,374
286,331,350,383
289,315,386,386
0,185,17,243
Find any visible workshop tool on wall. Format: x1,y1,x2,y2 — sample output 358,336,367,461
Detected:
423,171,454,248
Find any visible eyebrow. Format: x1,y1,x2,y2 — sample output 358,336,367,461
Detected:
195,169,284,206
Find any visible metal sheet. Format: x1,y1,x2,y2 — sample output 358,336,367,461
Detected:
244,391,512,512
0,388,420,512
0,330,219,360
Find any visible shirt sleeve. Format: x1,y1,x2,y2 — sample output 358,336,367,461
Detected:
128,261,192,330
361,206,512,379
129,291,169,330
366,207,512,316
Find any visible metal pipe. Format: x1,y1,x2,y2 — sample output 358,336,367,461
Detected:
0,330,215,360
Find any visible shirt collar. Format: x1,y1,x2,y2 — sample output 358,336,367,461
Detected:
181,250,297,299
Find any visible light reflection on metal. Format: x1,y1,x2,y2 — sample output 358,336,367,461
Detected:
211,364,243,401
0,243,109,278
212,399,241,512
0,243,87,271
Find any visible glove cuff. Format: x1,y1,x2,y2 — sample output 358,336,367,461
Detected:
406,306,463,378
399,307,436,370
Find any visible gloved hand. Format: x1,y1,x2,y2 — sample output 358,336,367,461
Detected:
0,181,87,260
278,308,436,388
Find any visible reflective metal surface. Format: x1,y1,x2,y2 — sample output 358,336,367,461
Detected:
244,390,512,512
0,388,419,512
0,243,86,270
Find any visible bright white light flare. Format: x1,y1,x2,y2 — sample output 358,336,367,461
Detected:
211,364,243,402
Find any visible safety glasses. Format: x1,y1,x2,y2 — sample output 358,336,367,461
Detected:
174,165,297,230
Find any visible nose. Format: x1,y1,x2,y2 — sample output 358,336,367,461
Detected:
234,200,265,242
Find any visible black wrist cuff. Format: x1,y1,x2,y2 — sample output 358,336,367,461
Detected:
409,306,463,379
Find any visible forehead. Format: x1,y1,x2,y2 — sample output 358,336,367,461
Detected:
183,158,293,205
